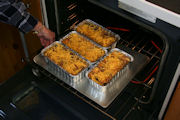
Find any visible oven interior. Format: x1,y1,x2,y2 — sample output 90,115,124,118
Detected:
25,0,165,119
8,0,165,119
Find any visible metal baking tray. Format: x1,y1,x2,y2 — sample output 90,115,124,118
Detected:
59,31,107,64
74,19,120,50
34,45,149,108
41,41,90,86
86,48,134,92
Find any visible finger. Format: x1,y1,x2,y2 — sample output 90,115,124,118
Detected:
40,38,46,47
46,40,50,47
37,33,44,38
50,39,54,44
43,38,49,47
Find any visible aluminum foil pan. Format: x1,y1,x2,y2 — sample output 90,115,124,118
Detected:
34,45,149,108
74,19,120,50
41,41,90,86
86,48,134,92
59,31,107,64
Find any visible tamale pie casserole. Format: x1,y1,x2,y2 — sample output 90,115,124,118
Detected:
88,50,131,86
76,20,118,48
61,32,105,62
43,43,88,76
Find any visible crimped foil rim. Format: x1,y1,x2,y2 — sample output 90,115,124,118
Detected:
74,19,120,49
86,48,134,90
59,31,107,64
41,41,90,77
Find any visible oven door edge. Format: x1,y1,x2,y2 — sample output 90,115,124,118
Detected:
158,62,180,120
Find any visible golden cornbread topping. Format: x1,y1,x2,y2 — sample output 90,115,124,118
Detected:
88,51,131,86
62,33,105,62
76,21,117,47
43,43,88,75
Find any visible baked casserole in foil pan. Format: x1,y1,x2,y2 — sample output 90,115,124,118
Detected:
74,19,120,50
41,41,90,86
86,48,134,92
59,31,107,64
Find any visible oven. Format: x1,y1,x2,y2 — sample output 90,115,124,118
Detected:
0,0,180,120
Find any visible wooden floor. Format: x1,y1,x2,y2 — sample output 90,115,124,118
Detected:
164,82,180,120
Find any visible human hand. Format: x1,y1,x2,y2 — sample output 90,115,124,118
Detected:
33,22,55,47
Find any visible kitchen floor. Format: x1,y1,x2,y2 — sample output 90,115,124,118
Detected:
164,82,180,120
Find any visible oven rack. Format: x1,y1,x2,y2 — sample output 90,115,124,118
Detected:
32,63,154,120
32,27,162,119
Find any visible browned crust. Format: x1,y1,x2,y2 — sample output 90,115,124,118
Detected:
88,51,130,86
62,33,105,62
76,21,117,47
43,43,88,75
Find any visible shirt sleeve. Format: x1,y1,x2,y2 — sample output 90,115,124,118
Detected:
0,0,38,33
